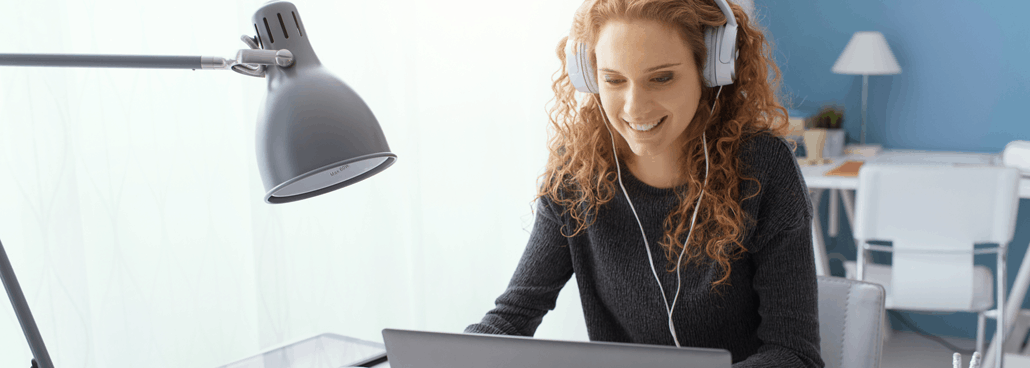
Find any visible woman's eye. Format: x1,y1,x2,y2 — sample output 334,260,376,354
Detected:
602,76,673,84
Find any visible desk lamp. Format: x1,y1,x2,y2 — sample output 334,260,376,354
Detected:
831,31,901,151
0,2,397,367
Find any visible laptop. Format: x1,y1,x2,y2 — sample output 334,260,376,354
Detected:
381,328,731,368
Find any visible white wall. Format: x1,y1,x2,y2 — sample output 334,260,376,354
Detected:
0,0,589,367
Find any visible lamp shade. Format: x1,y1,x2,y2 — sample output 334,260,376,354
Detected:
831,31,902,75
252,1,397,204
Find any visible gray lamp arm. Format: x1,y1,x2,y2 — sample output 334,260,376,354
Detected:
0,49,293,71
0,238,54,368
0,54,233,70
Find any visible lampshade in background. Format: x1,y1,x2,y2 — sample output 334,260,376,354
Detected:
832,31,901,75
831,31,901,146
253,1,396,203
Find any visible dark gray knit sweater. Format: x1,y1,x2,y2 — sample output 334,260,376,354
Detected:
465,132,823,367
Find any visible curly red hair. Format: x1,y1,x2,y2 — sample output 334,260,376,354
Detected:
538,0,791,289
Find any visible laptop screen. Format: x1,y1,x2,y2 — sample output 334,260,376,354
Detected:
382,328,731,368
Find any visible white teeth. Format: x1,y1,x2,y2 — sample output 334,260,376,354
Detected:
630,117,664,131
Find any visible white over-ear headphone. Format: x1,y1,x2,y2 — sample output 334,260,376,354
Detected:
564,0,738,348
567,0,738,93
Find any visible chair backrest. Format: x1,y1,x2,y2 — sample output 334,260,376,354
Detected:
854,164,1020,245
854,164,1020,309
818,276,886,368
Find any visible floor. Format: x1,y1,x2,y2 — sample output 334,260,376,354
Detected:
880,330,1030,368
881,330,981,368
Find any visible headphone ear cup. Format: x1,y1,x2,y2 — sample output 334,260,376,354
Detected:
700,25,725,87
566,40,600,94
703,26,719,87
703,25,736,87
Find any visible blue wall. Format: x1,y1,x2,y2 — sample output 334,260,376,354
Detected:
758,0,1030,341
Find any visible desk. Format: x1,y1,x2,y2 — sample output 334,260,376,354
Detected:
216,333,390,368
800,149,1030,277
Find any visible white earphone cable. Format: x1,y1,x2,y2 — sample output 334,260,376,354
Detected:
592,85,722,347
594,93,677,344
668,85,721,331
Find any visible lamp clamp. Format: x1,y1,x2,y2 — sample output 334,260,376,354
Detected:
236,49,294,68
230,34,295,78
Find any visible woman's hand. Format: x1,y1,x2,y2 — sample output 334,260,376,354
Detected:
954,352,982,368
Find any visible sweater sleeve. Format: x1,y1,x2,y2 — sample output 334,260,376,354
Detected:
733,135,824,368
464,194,575,336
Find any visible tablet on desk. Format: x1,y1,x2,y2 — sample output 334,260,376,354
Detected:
382,328,731,368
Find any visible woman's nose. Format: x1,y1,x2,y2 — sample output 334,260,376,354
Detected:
622,87,655,120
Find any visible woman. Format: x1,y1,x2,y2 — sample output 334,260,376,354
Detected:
465,0,822,366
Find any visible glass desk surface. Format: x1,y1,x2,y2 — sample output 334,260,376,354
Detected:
217,333,389,368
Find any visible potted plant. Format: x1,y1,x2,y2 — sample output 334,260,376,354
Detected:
806,105,846,158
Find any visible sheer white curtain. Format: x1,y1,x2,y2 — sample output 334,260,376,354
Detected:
0,0,589,367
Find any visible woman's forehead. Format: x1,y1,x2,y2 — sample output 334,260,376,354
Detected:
594,19,694,74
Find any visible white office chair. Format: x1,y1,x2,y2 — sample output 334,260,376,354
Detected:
818,276,887,368
842,164,1021,364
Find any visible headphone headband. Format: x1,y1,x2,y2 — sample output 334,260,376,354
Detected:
715,0,736,28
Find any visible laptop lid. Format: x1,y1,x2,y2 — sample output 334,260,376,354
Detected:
382,328,731,368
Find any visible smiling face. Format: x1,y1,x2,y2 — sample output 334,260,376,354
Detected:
594,18,703,166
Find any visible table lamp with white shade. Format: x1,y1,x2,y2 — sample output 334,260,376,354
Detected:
832,31,902,152
0,1,396,367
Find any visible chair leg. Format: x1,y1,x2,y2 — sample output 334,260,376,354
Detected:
979,312,987,354
809,189,830,277
882,309,893,344
999,248,1008,368
829,188,839,237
